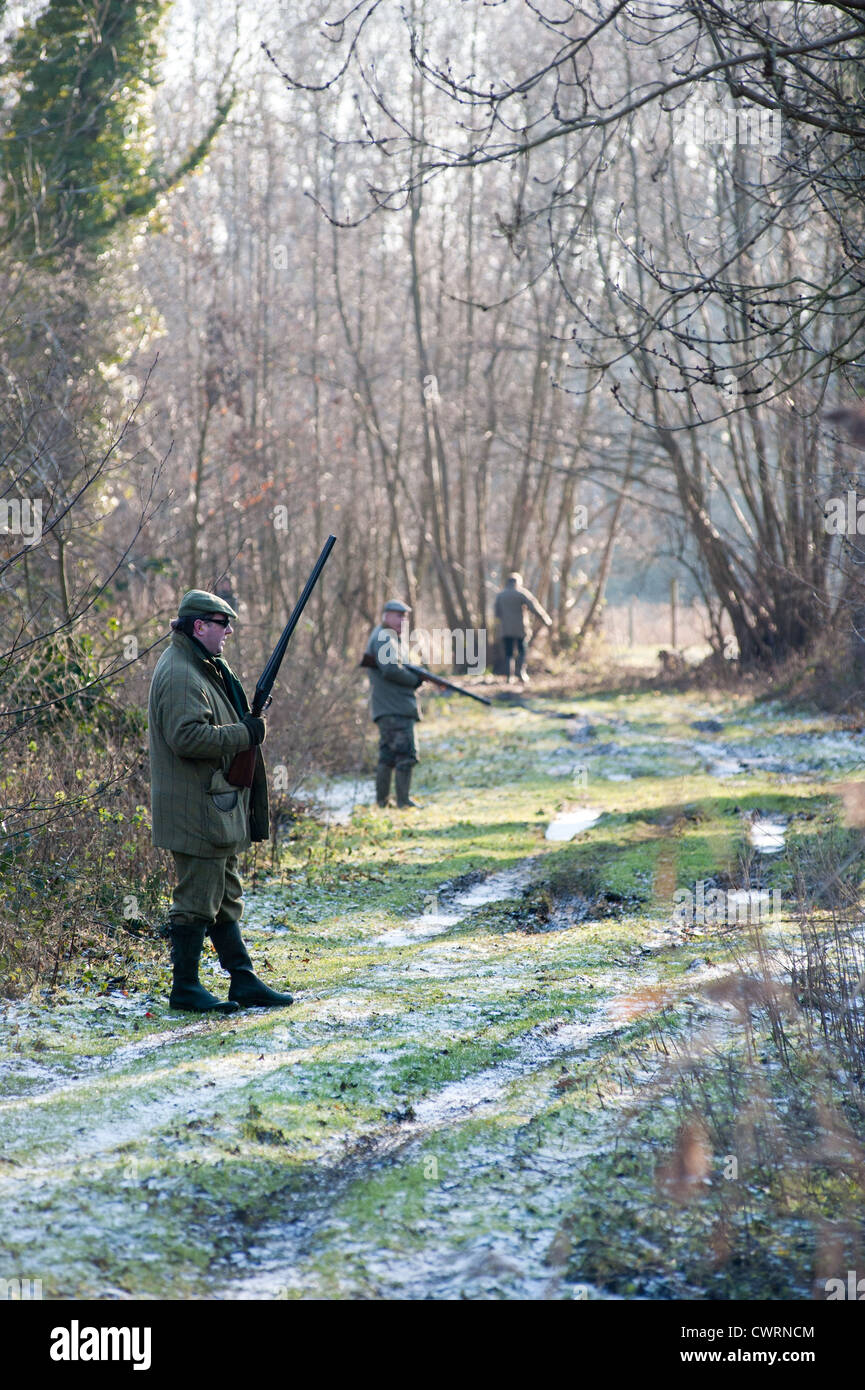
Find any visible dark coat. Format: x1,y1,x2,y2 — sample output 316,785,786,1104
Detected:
494,581,552,639
148,631,269,858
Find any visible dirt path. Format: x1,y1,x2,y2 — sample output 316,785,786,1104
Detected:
1,688,860,1298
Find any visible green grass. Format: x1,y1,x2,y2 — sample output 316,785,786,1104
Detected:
1,686,863,1298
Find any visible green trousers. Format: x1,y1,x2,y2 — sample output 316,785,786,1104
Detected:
170,852,243,927
375,714,418,768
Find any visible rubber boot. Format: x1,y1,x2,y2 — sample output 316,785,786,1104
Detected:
168,919,239,1014
395,764,420,809
375,763,392,808
208,920,294,1008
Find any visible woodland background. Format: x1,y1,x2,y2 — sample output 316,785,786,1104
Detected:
2,0,865,986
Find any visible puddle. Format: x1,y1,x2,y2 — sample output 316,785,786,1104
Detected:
748,815,786,854
446,867,533,911
373,862,534,946
528,895,593,934
606,983,676,1022
545,809,602,842
375,914,462,947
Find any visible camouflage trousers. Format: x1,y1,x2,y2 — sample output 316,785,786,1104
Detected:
169,852,243,928
375,714,418,769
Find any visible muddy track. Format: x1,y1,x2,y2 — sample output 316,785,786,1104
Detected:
2,689,859,1299
215,1007,629,1299
0,864,598,1190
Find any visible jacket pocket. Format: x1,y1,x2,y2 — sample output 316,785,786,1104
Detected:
203,768,247,846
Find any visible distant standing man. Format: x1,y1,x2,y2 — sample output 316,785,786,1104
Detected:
148,589,294,1013
494,572,552,683
364,599,437,809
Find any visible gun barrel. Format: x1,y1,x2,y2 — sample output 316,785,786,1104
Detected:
227,535,336,789
404,663,492,706
252,534,337,714
360,647,491,705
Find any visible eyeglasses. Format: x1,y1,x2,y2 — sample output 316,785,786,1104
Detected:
199,615,231,628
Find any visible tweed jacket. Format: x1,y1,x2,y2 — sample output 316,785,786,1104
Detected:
148,631,269,858
364,623,423,722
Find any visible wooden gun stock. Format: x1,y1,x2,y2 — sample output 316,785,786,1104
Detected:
227,739,256,790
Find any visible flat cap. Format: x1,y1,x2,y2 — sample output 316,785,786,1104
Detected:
382,598,411,614
178,588,238,621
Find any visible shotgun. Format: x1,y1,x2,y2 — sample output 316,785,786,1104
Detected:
359,649,492,707
227,535,337,788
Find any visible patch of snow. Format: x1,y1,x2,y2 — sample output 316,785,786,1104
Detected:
689,741,745,777
296,778,374,825
545,808,602,842
373,863,534,947
748,815,786,854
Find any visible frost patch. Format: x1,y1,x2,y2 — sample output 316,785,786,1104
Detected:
373,862,534,946
295,777,375,826
748,815,786,854
545,809,602,842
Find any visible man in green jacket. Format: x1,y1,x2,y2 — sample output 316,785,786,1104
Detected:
148,589,294,1014
364,599,430,809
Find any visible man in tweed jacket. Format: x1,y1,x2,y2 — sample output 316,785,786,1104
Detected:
364,598,428,808
148,589,293,1013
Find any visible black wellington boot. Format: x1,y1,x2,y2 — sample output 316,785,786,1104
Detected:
209,920,294,1008
395,765,421,809
168,919,239,1014
375,763,393,807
